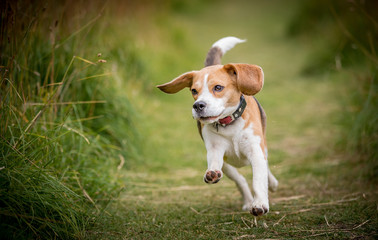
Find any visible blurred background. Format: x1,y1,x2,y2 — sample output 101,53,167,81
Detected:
1,0,377,239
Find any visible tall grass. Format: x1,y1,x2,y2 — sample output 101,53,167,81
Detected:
0,0,140,238
287,0,378,183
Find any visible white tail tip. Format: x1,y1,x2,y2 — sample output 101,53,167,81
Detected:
212,36,246,55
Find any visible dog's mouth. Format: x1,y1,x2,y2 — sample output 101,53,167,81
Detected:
199,115,221,122
193,108,225,123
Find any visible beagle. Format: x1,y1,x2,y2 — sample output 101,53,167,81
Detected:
157,37,278,216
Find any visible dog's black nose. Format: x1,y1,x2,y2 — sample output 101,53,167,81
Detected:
193,101,206,112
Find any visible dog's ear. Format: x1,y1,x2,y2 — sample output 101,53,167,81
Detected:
157,71,196,94
223,64,264,95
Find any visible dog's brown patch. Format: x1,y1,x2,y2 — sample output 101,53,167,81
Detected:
242,96,267,159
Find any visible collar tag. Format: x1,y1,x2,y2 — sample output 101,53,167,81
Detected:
218,116,233,125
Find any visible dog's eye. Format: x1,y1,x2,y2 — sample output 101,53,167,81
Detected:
191,89,198,95
213,85,224,92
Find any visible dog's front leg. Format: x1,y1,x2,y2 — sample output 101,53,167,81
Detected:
249,144,269,216
203,141,225,184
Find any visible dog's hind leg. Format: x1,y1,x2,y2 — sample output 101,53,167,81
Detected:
222,162,253,211
268,169,278,192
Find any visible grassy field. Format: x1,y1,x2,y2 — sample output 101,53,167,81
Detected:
1,0,377,239
88,1,377,239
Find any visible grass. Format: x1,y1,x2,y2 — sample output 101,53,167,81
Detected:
1,1,139,238
1,0,377,239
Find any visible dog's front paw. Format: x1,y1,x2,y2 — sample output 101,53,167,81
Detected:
203,170,222,184
250,200,269,216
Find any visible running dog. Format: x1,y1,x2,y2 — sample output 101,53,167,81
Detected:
157,37,278,216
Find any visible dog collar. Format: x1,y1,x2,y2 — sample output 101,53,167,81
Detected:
213,95,247,130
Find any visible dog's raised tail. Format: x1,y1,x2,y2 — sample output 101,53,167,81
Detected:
204,36,246,67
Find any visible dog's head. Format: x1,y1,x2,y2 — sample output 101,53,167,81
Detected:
157,64,264,124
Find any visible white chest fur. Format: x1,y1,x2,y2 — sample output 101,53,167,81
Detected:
202,118,262,168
